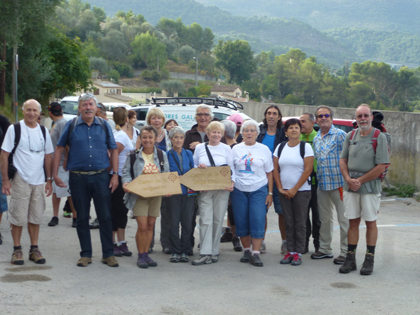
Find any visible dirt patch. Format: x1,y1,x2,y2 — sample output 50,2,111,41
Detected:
330,282,357,289
1,273,51,283
5,265,52,272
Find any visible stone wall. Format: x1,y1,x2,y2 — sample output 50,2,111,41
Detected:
241,101,420,188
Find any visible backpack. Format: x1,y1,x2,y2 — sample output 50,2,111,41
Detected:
276,141,312,185
129,148,164,180
349,128,390,182
8,123,47,180
66,116,110,146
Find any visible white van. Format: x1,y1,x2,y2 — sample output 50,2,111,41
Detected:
130,97,250,130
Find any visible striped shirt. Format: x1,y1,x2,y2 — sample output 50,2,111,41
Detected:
313,126,346,191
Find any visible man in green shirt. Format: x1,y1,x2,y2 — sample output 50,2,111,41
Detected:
339,104,389,275
299,113,320,254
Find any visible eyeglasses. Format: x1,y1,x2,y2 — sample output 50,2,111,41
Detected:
317,114,331,119
196,113,210,117
243,129,257,133
356,114,371,119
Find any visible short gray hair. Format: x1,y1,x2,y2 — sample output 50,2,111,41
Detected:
168,126,185,139
22,99,41,112
315,106,334,119
195,105,214,120
302,112,315,122
78,93,98,107
221,120,236,139
240,120,260,136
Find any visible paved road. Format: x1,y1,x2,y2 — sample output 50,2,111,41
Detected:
0,196,419,314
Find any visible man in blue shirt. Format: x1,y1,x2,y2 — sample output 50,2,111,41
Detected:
53,93,120,267
312,106,349,265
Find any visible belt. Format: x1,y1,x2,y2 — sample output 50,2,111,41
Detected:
70,169,106,175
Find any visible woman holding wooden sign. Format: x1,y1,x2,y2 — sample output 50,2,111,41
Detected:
166,126,196,263
192,121,235,266
231,120,274,267
122,125,170,269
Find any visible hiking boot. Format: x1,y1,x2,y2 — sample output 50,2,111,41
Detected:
101,256,119,267
145,255,157,267
281,241,287,255
77,257,92,267
240,250,251,263
360,253,374,275
170,253,180,263
11,249,24,265
291,254,302,266
280,253,294,264
137,255,148,269
339,252,357,274
211,255,219,263
260,241,266,254
113,244,123,257
192,255,212,266
311,251,333,259
29,248,46,264
89,218,100,229
220,228,233,243
232,236,243,252
118,243,132,256
250,253,263,267
48,216,59,227
179,253,189,263
63,210,71,218
333,255,346,265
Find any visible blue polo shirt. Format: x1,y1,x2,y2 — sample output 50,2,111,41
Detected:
57,116,117,171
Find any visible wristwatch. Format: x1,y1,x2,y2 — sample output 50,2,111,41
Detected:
111,171,120,176
268,192,273,195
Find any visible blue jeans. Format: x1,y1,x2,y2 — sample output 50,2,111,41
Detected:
0,171,8,213
272,182,283,214
231,186,267,239
69,171,114,258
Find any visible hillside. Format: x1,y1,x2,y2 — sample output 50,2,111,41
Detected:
88,0,357,67
194,0,420,34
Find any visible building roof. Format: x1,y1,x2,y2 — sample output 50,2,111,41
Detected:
210,85,242,92
93,81,122,88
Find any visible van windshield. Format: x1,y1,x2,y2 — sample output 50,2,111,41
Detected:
61,101,79,115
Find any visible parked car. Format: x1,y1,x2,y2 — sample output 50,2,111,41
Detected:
101,102,132,120
282,116,355,133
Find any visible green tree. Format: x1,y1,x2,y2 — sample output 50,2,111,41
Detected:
89,57,108,74
214,39,256,84
159,80,185,96
178,45,196,64
131,32,167,71
100,30,129,61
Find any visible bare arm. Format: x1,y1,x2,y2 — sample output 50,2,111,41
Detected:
358,164,387,184
273,156,285,194
53,146,66,188
0,150,11,195
266,171,273,209
44,153,53,197
109,148,119,193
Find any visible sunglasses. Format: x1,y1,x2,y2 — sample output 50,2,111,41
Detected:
356,114,371,119
317,114,331,119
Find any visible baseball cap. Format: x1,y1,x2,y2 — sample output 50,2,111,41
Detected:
48,102,62,116
227,113,243,126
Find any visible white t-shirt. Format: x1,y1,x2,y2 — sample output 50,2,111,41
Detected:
232,142,273,192
273,142,314,192
2,120,54,185
193,142,235,182
107,119,116,131
131,126,139,149
112,130,134,175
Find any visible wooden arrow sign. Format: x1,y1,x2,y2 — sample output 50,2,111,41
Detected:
125,172,182,198
180,166,231,191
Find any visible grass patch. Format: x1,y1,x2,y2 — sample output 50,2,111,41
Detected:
122,87,162,93
383,183,417,197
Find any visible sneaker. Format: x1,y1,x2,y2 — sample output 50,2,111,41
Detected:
63,210,71,218
260,241,266,254
240,250,251,263
280,253,294,264
280,241,287,255
77,257,92,267
360,253,374,276
339,252,357,274
101,256,119,267
162,247,172,254
29,248,46,264
170,253,180,263
232,236,243,252
220,228,233,243
211,255,219,263
118,243,132,256
291,254,302,266
250,253,263,267
179,253,189,263
192,255,212,266
333,255,346,265
145,255,157,267
11,249,24,265
48,217,59,227
137,255,148,269
113,244,123,257
311,251,333,259
89,218,100,229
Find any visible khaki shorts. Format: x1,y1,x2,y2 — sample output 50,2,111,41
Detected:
52,165,71,198
9,173,46,226
133,196,162,217
343,191,381,222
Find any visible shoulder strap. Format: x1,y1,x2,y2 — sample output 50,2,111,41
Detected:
371,128,381,152
276,141,287,159
157,148,164,172
67,117,78,146
129,150,136,179
11,123,21,156
299,141,306,160
204,142,216,167
97,117,110,147
170,149,183,174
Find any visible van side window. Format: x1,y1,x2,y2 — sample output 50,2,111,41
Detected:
137,109,148,121
214,113,229,121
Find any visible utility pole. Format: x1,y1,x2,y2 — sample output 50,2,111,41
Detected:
12,46,18,122
194,55,198,87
